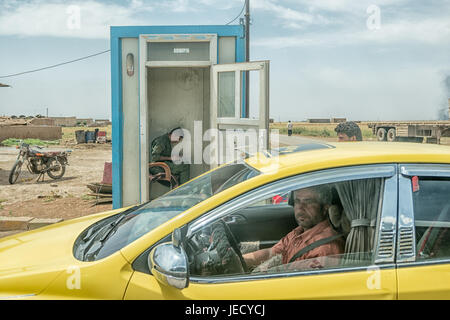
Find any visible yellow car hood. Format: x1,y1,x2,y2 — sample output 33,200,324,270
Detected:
0,209,122,298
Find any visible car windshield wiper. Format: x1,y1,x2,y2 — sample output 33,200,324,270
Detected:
79,203,146,259
98,202,150,242
98,214,129,243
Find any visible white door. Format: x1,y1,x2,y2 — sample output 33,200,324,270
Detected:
209,61,270,167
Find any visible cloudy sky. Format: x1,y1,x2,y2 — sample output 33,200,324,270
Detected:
0,0,449,121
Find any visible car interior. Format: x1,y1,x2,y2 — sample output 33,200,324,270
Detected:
186,181,378,277
414,178,450,260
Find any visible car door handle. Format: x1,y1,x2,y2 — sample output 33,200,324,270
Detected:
223,215,246,224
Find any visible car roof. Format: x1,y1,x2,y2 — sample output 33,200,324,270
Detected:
245,141,450,175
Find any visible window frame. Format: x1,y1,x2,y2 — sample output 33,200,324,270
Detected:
398,163,450,267
186,164,398,284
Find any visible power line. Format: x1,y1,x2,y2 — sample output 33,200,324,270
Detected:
0,49,111,79
225,0,247,25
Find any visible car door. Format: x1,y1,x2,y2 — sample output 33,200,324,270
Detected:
124,164,398,299
396,164,450,299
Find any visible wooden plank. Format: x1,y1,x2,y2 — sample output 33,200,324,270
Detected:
86,183,112,194
88,193,113,198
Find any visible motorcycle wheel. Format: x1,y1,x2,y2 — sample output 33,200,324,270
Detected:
9,160,23,184
47,158,66,180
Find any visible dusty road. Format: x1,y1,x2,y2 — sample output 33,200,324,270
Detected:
0,143,113,221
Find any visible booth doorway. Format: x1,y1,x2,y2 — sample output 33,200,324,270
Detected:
147,67,211,199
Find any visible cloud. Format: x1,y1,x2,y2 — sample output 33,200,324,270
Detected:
253,17,450,48
158,0,199,13
0,1,153,39
251,0,330,29
0,0,247,38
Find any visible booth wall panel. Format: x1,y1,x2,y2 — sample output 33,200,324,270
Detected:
121,38,141,207
219,37,236,64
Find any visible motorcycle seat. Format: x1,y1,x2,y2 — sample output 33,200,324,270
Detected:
31,150,63,157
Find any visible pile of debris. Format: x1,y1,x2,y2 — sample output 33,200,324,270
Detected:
0,116,29,126
86,162,112,205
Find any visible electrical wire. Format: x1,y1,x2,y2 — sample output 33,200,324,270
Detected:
0,49,111,79
225,0,247,25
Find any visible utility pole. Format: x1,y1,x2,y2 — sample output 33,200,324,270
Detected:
244,0,250,118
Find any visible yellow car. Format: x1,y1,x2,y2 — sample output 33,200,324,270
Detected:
1,141,450,300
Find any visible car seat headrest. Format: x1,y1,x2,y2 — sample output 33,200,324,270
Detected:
328,204,351,235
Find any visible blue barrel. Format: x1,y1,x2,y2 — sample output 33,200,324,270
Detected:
85,131,95,143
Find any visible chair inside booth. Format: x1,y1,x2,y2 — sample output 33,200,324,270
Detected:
149,162,179,189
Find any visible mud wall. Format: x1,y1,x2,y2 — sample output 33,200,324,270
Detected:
50,117,77,127
0,126,62,142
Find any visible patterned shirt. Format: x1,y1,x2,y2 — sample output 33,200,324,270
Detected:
151,133,172,162
272,220,345,264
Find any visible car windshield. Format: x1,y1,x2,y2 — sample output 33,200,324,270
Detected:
73,161,259,261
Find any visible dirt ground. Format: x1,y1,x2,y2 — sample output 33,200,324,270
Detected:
0,142,113,221
1,129,448,224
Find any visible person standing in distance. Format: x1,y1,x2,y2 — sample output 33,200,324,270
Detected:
287,120,293,136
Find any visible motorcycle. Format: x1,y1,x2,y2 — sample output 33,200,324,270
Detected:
8,142,72,184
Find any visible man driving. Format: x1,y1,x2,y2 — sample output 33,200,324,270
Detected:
243,185,345,270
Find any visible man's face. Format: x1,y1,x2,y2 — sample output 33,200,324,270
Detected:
170,134,183,143
293,188,328,229
337,133,356,142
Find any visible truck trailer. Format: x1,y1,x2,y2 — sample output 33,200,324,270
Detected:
368,121,450,144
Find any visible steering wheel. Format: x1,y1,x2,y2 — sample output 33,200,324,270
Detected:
188,220,249,276
219,219,249,273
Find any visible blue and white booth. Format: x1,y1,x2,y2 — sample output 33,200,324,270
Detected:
110,25,270,209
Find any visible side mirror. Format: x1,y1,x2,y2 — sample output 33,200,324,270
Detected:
148,242,189,290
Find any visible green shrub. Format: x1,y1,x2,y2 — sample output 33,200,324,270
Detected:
0,138,60,147
275,127,335,137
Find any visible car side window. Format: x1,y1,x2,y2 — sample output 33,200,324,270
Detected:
185,177,385,278
413,177,450,261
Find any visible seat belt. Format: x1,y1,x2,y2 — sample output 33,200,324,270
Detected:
288,234,343,264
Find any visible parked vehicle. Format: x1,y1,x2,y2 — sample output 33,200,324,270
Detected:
1,141,450,299
8,142,71,184
367,121,450,144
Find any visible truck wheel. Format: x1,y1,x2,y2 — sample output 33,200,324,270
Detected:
377,128,387,141
387,128,396,142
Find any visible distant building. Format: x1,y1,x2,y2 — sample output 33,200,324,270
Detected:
331,118,347,123
29,118,56,126
307,118,331,124
77,118,94,126
50,116,78,127
93,119,111,126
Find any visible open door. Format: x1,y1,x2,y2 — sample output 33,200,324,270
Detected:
209,61,270,167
